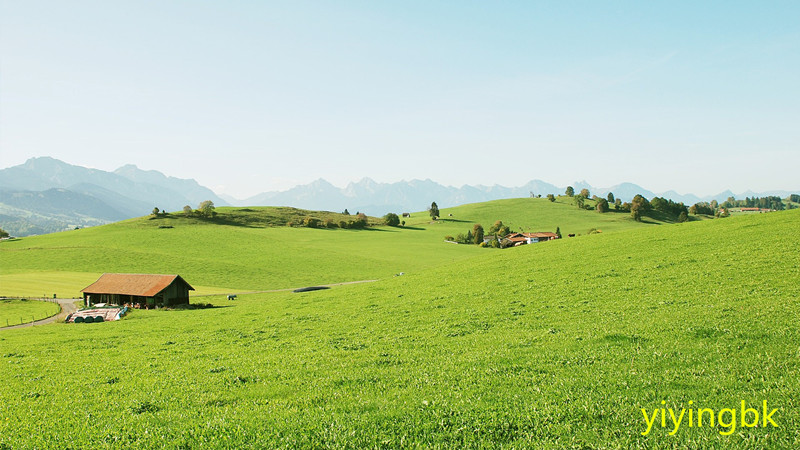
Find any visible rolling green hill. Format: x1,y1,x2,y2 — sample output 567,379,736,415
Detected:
1,199,669,297
0,206,797,447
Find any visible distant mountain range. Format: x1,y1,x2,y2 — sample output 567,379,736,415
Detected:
231,178,796,217
0,157,796,236
0,157,227,236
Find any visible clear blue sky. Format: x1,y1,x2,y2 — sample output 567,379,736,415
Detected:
1,1,798,198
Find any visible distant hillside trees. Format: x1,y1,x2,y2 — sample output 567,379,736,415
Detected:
183,205,192,216
595,198,609,213
678,211,688,223
384,213,400,227
607,192,615,204
630,194,650,222
488,220,510,237
352,213,369,228
473,224,484,245
614,198,622,210
429,202,439,219
0,227,8,238
454,230,473,244
547,194,556,202
198,200,215,217
303,217,321,228
565,186,574,197
790,194,800,203
650,196,689,218
579,188,590,198
721,196,785,210
575,195,585,209
689,202,714,215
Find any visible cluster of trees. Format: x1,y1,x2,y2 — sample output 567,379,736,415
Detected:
294,212,369,229
689,202,715,215
152,201,217,218
720,196,786,211
0,227,9,239
446,223,485,245
447,221,513,246
175,200,216,218
650,196,689,221
383,213,405,227
688,195,798,217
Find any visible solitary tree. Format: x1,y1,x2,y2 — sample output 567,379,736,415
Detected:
555,226,561,239
631,194,650,212
678,211,688,223
152,207,160,216
0,227,8,239
565,186,575,197
547,194,556,202
351,213,369,228
384,213,400,227
343,209,350,215
631,204,642,221
472,224,484,245
607,192,615,204
429,202,440,220
615,198,622,210
579,188,590,198
183,205,192,216
595,198,609,213
199,200,215,217
575,195,585,209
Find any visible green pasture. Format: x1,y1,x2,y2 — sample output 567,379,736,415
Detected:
0,209,797,447
0,298,60,327
0,199,668,297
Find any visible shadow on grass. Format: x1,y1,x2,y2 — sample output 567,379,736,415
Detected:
437,218,471,224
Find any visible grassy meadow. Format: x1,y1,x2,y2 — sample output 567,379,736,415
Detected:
0,298,60,327
0,204,798,447
0,198,665,298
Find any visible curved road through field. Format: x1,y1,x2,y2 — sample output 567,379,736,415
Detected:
0,298,80,331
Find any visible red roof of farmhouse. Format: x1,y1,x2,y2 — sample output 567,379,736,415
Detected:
522,232,559,238
82,274,194,297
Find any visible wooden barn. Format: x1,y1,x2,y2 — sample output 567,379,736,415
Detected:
82,274,194,308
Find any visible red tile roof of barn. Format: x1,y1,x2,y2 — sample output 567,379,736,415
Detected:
82,274,194,297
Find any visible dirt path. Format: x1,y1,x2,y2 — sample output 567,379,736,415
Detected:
0,298,80,331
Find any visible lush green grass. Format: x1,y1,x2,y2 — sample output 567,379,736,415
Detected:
0,209,797,448
0,298,60,326
0,199,671,297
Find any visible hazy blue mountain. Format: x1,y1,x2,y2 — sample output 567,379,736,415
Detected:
237,178,797,216
657,190,702,205
1,157,795,236
114,164,227,207
0,157,229,236
0,188,127,236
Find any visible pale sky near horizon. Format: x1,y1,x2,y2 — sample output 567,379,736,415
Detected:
1,1,798,199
